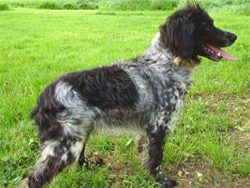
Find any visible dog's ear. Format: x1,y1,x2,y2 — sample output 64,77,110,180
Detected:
160,15,195,59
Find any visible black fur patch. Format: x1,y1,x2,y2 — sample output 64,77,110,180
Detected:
160,5,197,59
160,3,237,62
63,65,139,109
30,79,65,142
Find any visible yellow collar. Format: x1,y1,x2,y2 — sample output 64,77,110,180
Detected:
173,57,195,72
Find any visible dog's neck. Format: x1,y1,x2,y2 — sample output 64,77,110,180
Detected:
172,57,196,72
145,33,198,72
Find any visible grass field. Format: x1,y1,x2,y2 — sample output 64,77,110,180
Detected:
0,2,250,188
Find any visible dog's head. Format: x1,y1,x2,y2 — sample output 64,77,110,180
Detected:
160,2,237,62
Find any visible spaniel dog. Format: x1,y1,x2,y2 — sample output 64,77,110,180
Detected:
28,2,237,188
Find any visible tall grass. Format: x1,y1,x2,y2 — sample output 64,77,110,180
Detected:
101,0,178,11
38,1,99,10
1,0,250,13
39,2,61,10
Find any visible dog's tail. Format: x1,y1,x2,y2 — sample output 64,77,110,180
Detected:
29,84,65,143
30,105,39,119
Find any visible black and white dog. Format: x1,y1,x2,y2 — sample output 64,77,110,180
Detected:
28,3,237,188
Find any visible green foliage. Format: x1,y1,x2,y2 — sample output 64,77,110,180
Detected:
235,4,250,16
39,1,61,10
0,3,10,11
37,1,99,10
63,3,77,10
2,0,250,13
1,157,32,186
79,3,99,10
102,0,178,11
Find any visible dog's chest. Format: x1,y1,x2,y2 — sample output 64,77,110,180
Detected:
156,79,188,131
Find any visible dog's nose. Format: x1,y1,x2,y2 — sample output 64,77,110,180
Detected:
230,33,237,43
231,34,237,41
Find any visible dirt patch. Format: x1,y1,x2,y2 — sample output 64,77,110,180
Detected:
198,92,250,122
167,161,250,188
174,92,250,187
199,92,250,154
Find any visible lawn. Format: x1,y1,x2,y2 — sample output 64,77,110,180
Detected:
0,4,250,188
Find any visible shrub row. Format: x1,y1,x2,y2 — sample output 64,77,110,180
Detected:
39,1,98,10
0,3,10,11
2,0,250,13
102,0,178,11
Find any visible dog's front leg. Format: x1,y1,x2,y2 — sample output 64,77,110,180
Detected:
137,124,177,188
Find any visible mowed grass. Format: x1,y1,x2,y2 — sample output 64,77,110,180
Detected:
0,8,250,188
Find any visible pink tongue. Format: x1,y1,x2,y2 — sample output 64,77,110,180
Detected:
205,44,237,61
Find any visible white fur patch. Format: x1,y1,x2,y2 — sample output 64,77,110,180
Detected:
55,81,85,108
70,141,84,161
40,140,59,161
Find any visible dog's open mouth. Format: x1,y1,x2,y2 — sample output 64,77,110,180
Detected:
202,44,237,61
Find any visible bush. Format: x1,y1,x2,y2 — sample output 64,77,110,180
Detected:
102,0,178,11
79,3,99,10
78,0,99,10
63,3,77,10
38,1,99,10
11,2,25,8
39,2,61,10
151,0,178,11
0,3,10,11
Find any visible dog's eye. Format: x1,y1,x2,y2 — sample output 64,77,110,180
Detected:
204,24,211,29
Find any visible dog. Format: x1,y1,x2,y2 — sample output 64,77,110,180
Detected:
28,2,237,188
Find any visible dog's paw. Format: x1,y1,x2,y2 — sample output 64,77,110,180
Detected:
91,157,104,166
81,157,104,169
162,179,177,188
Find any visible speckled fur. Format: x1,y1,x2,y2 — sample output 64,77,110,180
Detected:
28,3,237,188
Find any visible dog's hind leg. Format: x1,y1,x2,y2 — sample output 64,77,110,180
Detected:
78,140,104,168
78,143,104,168
137,124,177,188
28,139,85,188
78,143,87,167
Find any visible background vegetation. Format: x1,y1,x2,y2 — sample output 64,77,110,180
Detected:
0,0,250,187
0,0,249,14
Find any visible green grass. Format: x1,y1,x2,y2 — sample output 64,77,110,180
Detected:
0,5,250,188
0,0,250,14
